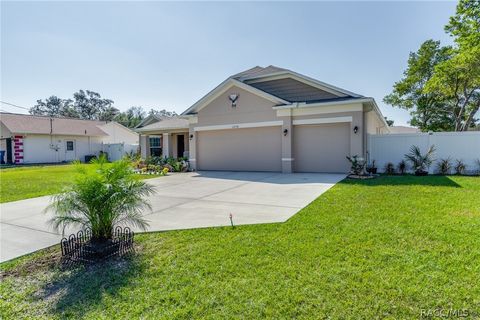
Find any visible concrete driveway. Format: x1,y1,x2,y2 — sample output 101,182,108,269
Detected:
0,171,345,262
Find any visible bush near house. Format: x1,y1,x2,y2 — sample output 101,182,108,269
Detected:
130,156,189,175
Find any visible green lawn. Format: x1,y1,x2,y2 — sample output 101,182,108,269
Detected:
1,175,479,319
0,164,155,203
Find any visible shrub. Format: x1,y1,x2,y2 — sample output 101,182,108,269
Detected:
436,158,453,175
454,159,467,175
404,145,436,175
397,160,407,175
384,162,396,175
366,160,377,174
145,156,164,166
47,157,154,242
346,155,366,175
123,150,141,162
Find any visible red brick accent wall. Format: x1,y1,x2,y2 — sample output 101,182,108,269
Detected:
13,135,24,164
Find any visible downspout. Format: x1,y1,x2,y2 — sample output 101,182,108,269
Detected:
363,108,368,164
49,117,55,163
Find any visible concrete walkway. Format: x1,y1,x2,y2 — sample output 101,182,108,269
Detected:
0,171,345,262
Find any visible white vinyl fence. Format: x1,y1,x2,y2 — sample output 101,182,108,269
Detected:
368,132,480,174
103,143,139,161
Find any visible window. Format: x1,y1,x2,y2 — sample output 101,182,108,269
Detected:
66,141,74,151
149,137,162,157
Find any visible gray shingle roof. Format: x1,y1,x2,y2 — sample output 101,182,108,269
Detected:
247,78,341,103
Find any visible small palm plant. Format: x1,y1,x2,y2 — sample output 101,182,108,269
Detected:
454,159,467,175
384,162,396,175
404,145,436,176
47,157,154,242
436,158,453,175
397,160,407,175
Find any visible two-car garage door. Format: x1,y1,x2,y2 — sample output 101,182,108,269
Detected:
197,126,282,172
196,122,350,173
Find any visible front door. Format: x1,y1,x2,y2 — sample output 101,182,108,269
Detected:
177,135,185,158
65,140,76,162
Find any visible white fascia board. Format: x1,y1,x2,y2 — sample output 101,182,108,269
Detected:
181,78,289,115
274,98,373,110
243,71,362,98
293,116,352,125
194,120,283,132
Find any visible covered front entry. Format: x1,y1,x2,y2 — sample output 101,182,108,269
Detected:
197,126,282,172
293,123,350,173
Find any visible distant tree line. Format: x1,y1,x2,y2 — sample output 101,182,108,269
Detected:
29,89,177,128
384,0,479,132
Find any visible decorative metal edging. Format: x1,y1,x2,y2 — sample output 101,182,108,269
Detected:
60,226,134,266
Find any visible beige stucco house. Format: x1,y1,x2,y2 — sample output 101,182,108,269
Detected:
137,65,389,173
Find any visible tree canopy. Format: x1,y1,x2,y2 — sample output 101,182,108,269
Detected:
30,91,177,128
384,0,479,132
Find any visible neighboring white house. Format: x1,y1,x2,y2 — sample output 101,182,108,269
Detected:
0,113,138,164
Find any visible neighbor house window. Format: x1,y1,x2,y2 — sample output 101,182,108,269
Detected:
149,137,162,157
66,141,74,151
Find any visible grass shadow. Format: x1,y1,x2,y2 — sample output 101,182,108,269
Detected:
341,175,462,188
36,254,144,317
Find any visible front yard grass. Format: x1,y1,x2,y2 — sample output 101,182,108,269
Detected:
0,164,155,203
1,175,479,319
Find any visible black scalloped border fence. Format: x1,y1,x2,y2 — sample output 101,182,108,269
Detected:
60,226,134,266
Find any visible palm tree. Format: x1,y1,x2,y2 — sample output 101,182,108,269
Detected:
404,145,436,175
47,157,154,242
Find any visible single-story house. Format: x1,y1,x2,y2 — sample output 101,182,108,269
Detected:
0,113,139,164
137,65,389,173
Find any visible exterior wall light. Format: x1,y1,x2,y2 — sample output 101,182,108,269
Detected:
283,129,288,136
228,93,239,107
189,134,194,140
353,126,359,134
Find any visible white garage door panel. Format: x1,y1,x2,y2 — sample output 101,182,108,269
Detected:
294,123,350,173
197,127,282,172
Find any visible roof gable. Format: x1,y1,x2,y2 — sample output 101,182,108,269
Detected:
135,114,162,128
136,117,189,132
181,78,289,115
240,66,362,99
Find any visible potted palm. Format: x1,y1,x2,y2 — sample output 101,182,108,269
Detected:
47,156,154,257
404,145,436,176
366,160,377,174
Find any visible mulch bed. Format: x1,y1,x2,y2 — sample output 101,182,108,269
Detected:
347,174,376,180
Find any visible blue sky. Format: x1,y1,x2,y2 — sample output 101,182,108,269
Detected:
1,1,456,126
